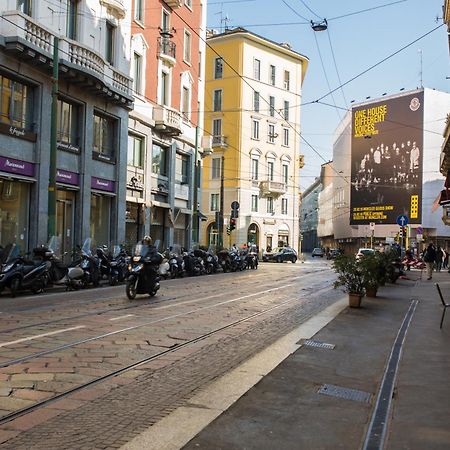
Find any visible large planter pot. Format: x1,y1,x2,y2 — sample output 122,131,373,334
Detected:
348,293,363,308
365,286,378,298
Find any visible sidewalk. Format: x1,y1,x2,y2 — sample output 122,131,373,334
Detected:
180,271,450,450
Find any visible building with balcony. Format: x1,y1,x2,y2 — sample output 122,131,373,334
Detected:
126,0,207,249
201,28,308,252
0,0,132,253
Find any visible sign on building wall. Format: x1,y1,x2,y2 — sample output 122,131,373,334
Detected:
350,91,424,224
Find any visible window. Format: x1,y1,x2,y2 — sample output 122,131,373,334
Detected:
253,91,260,112
211,157,221,179
213,89,222,112
176,153,189,183
268,124,275,143
184,30,191,63
127,134,144,168
267,160,274,180
210,193,219,211
251,158,259,180
251,195,258,212
152,143,168,176
181,86,190,121
133,52,143,94
17,0,32,15
0,75,33,130
134,0,144,22
281,198,288,215
253,59,261,80
284,101,289,121
162,9,170,32
282,164,288,183
105,22,115,65
93,113,116,157
67,0,77,40
284,70,290,90
57,98,79,146
212,118,222,138
252,119,260,140
283,128,289,146
160,71,169,106
269,96,275,117
267,197,274,214
214,57,223,79
269,65,276,85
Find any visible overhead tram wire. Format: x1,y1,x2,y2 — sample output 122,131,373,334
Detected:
297,0,322,20
326,28,348,107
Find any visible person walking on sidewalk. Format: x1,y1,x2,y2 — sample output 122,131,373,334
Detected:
435,246,444,272
423,242,436,280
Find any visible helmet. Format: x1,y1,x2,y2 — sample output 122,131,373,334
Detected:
142,235,152,245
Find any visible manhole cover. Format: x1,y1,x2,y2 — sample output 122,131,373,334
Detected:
299,339,335,350
318,384,371,403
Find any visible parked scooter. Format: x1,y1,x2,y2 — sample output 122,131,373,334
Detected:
183,249,205,276
0,244,50,297
78,238,100,288
167,246,185,278
126,243,162,299
110,244,129,283
217,249,232,273
244,245,259,270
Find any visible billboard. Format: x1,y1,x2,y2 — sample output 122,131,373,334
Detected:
350,91,424,225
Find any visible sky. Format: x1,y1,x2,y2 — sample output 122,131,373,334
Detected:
206,0,450,191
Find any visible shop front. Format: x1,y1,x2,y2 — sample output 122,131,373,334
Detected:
56,169,79,258
125,172,145,247
91,177,115,246
0,156,34,250
278,224,290,247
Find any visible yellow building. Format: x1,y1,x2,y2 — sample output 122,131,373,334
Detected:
201,28,308,253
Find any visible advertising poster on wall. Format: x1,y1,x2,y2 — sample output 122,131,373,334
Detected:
350,91,424,225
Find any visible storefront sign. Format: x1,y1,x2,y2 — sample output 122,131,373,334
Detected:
0,156,35,177
57,141,80,153
0,122,37,142
92,152,115,164
91,176,115,193
56,169,79,186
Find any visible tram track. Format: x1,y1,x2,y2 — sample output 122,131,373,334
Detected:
0,281,334,427
0,267,319,334
0,273,329,369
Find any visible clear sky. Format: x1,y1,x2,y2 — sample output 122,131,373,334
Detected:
206,0,450,190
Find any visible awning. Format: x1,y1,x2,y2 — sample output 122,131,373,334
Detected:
197,211,208,221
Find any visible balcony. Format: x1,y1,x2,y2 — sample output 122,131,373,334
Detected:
99,0,126,19
212,135,228,148
259,180,286,197
0,11,133,109
157,37,176,66
153,105,182,136
164,0,183,8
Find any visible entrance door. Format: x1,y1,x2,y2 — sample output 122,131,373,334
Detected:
56,190,75,260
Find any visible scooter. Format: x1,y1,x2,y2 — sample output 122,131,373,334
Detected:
167,246,185,278
126,243,162,299
0,244,50,297
79,238,100,288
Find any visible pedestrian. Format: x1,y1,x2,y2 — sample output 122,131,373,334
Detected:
423,242,437,280
435,246,443,272
443,248,449,269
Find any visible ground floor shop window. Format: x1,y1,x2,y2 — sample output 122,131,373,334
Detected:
0,179,29,250
278,234,289,247
56,189,75,259
174,213,188,248
150,207,166,250
90,194,111,246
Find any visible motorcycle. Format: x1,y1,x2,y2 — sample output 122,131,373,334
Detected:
110,245,129,283
182,248,204,276
0,244,50,297
218,249,232,273
96,244,124,286
244,246,259,270
126,243,162,299
167,246,185,278
78,238,100,288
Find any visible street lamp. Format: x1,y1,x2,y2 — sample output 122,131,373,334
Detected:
310,19,328,32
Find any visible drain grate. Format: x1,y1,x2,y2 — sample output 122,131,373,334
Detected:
318,384,371,403
299,339,335,350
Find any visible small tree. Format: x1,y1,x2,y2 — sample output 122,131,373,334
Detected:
359,252,387,290
332,254,365,295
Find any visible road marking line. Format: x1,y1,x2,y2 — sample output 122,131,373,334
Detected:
109,314,135,321
0,325,86,348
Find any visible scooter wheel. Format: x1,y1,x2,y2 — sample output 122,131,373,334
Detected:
126,279,137,300
109,274,118,286
149,290,157,297
10,277,20,298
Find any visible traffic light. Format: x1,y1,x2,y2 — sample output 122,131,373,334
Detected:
230,218,236,231
399,226,406,238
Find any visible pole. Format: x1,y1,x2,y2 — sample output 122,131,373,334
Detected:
48,36,59,240
370,230,374,249
219,155,224,248
192,127,199,244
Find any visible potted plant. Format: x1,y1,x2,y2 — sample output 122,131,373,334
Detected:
359,252,386,297
332,254,365,307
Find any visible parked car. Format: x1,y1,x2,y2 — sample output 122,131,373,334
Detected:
356,248,375,260
311,247,325,258
262,247,297,263
327,248,342,260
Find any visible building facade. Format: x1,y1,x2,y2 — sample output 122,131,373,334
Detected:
330,88,450,254
201,28,308,253
0,0,133,253
127,0,207,250
299,177,320,253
